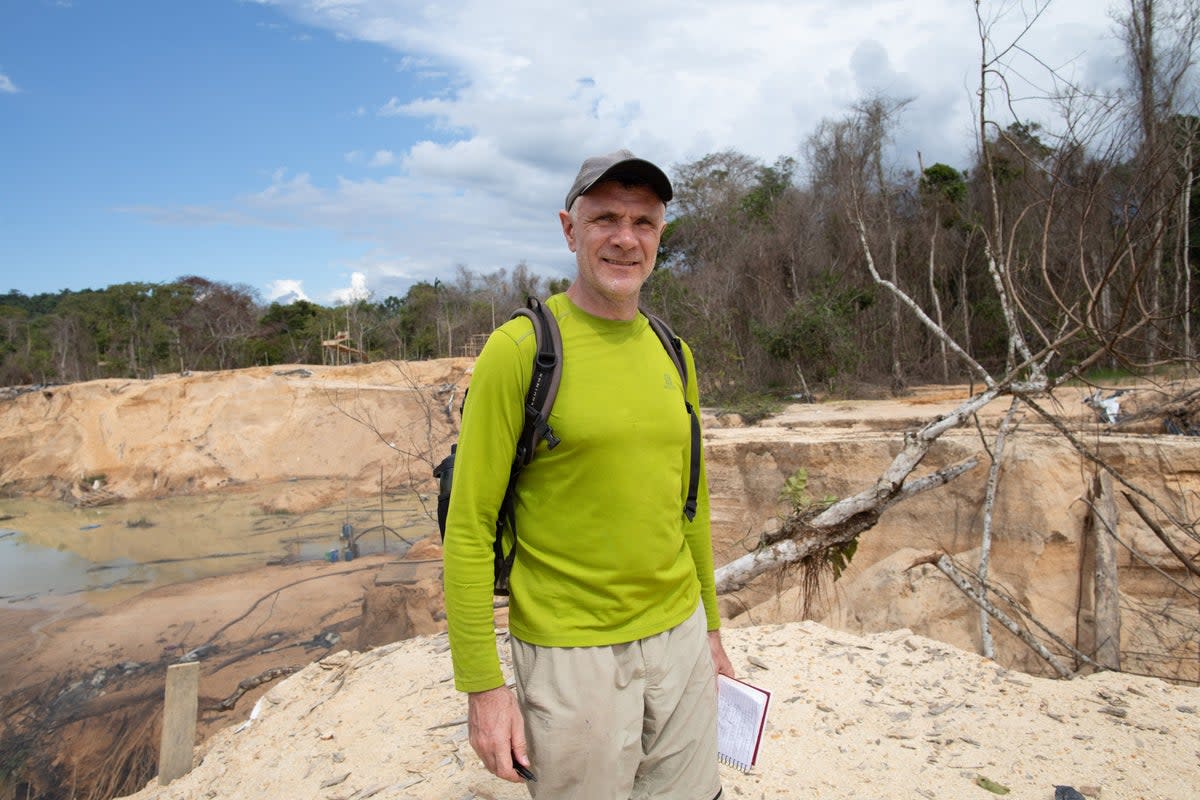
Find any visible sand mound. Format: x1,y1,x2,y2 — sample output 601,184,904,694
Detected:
119,622,1200,800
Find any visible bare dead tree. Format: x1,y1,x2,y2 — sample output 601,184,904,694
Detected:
1115,0,1200,362
715,0,1200,681
916,153,959,382
855,96,914,393
324,360,462,524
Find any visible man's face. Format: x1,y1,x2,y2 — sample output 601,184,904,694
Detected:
559,181,666,317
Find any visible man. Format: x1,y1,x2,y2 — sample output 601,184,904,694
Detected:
442,150,733,799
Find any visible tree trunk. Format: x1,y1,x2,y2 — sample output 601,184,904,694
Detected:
959,240,972,364
978,398,1020,658
889,231,905,393
1091,471,1122,670
1182,149,1194,362
928,212,949,382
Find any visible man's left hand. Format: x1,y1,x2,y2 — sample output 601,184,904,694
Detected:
708,630,734,678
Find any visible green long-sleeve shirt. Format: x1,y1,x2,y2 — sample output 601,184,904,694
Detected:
442,294,719,693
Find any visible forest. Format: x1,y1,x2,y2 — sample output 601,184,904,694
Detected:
2,2,1198,408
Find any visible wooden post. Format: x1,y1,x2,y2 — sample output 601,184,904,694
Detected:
1092,472,1122,670
158,661,200,785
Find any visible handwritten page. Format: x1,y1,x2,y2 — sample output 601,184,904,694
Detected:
717,674,770,772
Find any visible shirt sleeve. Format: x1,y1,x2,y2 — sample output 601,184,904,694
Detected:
679,339,721,632
442,321,532,692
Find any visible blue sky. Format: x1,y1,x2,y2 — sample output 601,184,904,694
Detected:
2,0,1128,305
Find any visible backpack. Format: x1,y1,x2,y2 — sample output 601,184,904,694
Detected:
434,297,701,596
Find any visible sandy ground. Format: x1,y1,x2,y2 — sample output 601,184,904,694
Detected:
116,621,1200,800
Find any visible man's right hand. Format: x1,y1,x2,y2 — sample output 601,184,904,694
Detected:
467,685,530,783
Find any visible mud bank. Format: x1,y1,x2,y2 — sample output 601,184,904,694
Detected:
0,541,447,800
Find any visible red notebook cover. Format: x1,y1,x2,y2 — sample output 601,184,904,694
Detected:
717,674,771,771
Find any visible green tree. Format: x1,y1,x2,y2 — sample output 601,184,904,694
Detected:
754,275,875,391
259,299,325,364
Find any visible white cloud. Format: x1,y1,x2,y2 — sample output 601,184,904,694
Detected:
329,271,372,305
378,96,408,117
266,279,310,303
270,0,1112,171
0,73,19,94
368,149,395,167
152,0,1125,299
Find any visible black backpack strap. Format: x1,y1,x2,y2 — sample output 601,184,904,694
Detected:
644,311,701,522
493,297,564,595
511,297,563,465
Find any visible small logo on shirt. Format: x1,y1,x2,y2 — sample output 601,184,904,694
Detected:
663,373,675,389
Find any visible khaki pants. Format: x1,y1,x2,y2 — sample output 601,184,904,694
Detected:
511,604,722,800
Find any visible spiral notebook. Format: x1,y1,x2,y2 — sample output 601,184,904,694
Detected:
716,674,770,772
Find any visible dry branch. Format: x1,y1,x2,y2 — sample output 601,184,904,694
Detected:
919,553,1074,678
1019,392,1198,540
216,666,300,711
205,565,379,647
969,565,1105,673
1122,491,1200,577
850,212,993,387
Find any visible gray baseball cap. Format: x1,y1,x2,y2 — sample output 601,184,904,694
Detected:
564,149,673,210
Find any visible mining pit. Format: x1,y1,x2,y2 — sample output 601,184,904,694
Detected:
1,361,1197,799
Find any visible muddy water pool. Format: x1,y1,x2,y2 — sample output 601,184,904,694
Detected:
0,486,437,611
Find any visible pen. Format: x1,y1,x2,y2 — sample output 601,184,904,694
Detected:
511,750,537,782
